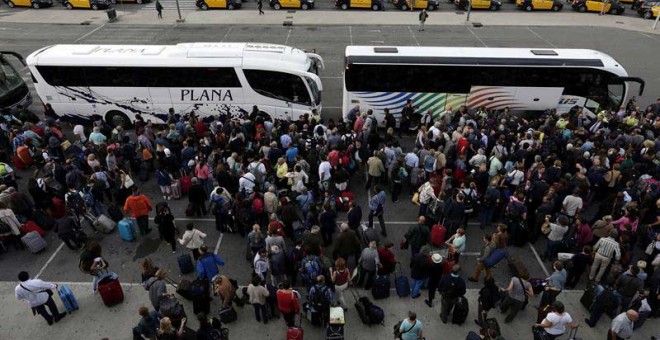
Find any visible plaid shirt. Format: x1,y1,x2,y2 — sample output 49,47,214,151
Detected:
11,134,25,153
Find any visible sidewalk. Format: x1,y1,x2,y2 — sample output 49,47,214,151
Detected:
1,281,657,339
1,7,660,34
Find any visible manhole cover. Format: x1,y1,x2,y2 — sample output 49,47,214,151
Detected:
472,22,483,27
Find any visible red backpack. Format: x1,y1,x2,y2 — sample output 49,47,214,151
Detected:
253,197,264,215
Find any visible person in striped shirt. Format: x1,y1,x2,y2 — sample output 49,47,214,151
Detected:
589,229,621,283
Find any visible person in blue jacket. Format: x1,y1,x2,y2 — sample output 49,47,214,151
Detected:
195,245,225,281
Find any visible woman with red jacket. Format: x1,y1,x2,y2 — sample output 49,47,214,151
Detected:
276,280,301,327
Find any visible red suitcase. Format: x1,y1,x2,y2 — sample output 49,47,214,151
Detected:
21,221,45,237
98,277,124,307
179,171,192,194
287,326,303,340
50,197,66,219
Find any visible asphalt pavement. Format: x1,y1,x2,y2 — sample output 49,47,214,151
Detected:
0,14,659,340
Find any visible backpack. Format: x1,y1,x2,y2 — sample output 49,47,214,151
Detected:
252,197,264,215
367,304,385,325
430,224,445,247
463,189,475,212
311,285,330,309
443,280,457,298
66,192,86,215
484,187,499,207
301,255,322,284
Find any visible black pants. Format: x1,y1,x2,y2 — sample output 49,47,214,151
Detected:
565,267,583,288
359,269,376,290
136,215,150,235
192,202,207,217
33,296,61,324
253,303,268,323
60,234,84,250
365,175,380,191
392,181,402,202
320,227,334,247
368,211,386,236
427,277,441,302
282,311,296,327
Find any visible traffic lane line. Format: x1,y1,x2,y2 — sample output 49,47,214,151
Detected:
34,242,65,280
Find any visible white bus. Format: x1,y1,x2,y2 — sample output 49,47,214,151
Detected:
27,42,324,127
343,46,644,124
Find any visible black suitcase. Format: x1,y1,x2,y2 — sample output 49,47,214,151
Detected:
32,209,56,231
371,274,390,300
351,289,371,325
580,285,595,310
218,305,237,324
508,257,529,279
178,253,194,275
451,296,469,325
326,324,344,340
108,205,124,223
176,279,194,301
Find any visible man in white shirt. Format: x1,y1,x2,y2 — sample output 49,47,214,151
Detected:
72,124,87,143
562,188,583,218
609,310,638,340
404,149,419,170
318,159,332,190
15,271,66,325
239,170,256,195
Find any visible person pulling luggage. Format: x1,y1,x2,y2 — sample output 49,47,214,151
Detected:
438,264,467,324
15,271,67,325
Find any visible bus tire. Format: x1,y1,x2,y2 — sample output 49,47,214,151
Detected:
577,4,586,11
91,3,99,9
551,3,560,10
228,3,235,8
273,2,281,9
524,4,532,10
371,3,379,9
301,2,309,9
136,0,143,3
490,3,499,10
643,10,652,18
401,3,408,10
32,2,41,8
200,2,209,9
340,3,348,9
106,111,130,128
7,0,15,7
65,2,74,8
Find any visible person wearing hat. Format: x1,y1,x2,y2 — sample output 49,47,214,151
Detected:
15,271,67,325
424,251,444,308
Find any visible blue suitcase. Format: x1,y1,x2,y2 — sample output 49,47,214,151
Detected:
118,218,136,241
178,253,194,275
58,284,79,313
483,248,507,268
371,274,390,300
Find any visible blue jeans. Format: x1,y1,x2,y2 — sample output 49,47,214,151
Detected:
544,239,562,260
411,278,425,298
480,206,495,228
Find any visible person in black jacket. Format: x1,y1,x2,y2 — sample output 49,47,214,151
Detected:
410,251,430,299
424,252,444,307
565,245,592,289
438,264,467,323
475,277,501,328
54,215,86,250
154,205,178,253
347,201,362,231
188,177,207,217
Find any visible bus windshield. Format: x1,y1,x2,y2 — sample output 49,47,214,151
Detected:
0,56,24,99
306,76,321,106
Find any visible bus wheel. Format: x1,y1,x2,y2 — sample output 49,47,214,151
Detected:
340,3,348,9
577,4,586,11
32,2,41,8
228,3,235,8
273,2,281,9
401,3,408,10
524,4,532,10
7,0,15,7
490,3,499,10
643,10,652,18
65,2,73,8
301,2,309,9
200,2,209,9
107,111,130,128
136,0,142,3
551,4,560,10
371,3,379,9
91,3,99,9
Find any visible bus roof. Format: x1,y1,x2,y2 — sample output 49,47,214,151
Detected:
27,43,313,72
345,46,625,71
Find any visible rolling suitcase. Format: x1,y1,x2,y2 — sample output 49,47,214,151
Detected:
179,172,192,194
287,325,304,340
22,231,47,253
193,295,210,315
94,214,117,234
178,251,194,275
98,277,124,307
394,263,410,297
451,296,469,325
58,284,79,313
176,279,194,300
107,205,124,223
351,289,371,325
371,274,390,300
21,221,45,237
536,304,552,323
50,197,66,219
170,180,182,200
326,324,344,340
580,285,595,310
508,257,529,279
218,305,237,324
118,218,136,241
31,209,56,231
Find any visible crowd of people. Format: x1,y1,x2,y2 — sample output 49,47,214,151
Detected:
4,96,660,339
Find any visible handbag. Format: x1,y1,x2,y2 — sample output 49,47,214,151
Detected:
411,192,420,205
646,242,655,255
541,223,551,235
518,277,529,310
123,172,135,189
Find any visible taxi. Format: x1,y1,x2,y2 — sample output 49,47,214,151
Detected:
110,0,150,4
61,0,111,9
516,0,563,10
571,0,625,14
455,0,502,10
335,0,383,10
392,0,440,10
197,0,242,9
638,0,660,17
270,0,314,9
3,0,52,8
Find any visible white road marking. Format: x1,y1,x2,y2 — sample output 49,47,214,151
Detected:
349,26,354,45
214,232,224,254
526,27,557,49
466,26,487,47
74,24,106,43
285,28,293,45
220,26,233,42
407,26,420,47
529,242,550,277
34,242,65,280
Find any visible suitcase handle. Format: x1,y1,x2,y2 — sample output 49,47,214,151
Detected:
567,324,579,339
